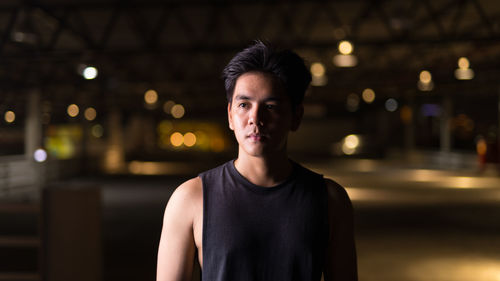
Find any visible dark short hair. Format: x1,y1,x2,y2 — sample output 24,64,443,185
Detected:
222,41,311,107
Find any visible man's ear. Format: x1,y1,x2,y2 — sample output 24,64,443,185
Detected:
227,103,234,130
291,104,304,131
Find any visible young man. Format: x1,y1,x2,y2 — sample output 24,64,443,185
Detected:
157,41,357,281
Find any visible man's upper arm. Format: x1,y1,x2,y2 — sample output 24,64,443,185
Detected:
157,177,201,281
324,178,358,281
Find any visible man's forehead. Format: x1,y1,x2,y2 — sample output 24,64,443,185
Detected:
233,72,287,98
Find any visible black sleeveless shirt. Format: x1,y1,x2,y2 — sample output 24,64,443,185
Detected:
199,160,328,281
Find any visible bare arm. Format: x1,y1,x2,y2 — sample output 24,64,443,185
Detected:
157,177,202,281
323,179,358,281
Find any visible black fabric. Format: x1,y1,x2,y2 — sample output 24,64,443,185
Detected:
200,160,328,281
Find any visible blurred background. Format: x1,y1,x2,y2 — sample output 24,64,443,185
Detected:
1,0,500,280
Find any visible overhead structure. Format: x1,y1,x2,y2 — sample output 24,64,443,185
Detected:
0,0,499,117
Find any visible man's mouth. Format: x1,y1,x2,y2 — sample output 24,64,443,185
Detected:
247,133,266,141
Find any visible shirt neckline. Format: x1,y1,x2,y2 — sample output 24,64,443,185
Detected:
227,159,298,193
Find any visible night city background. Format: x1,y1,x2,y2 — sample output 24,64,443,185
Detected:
1,0,500,280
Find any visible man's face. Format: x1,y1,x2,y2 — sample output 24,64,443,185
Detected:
228,71,302,158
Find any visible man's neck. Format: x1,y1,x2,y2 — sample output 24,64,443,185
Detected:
234,152,292,187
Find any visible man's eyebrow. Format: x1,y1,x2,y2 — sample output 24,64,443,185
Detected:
234,95,282,102
234,95,251,101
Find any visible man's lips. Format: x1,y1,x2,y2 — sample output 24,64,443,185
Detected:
247,133,267,141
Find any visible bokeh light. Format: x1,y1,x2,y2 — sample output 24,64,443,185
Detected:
4,110,15,123
144,89,158,104
310,62,326,77
338,40,354,55
183,132,197,147
91,124,104,138
419,70,432,83
362,88,375,103
342,134,360,155
163,100,176,114
34,148,48,162
458,57,470,69
84,107,97,121
67,104,79,117
385,98,398,112
170,132,184,147
333,54,358,67
83,66,98,80
171,104,185,119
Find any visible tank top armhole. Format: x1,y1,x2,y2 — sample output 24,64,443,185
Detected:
199,172,208,273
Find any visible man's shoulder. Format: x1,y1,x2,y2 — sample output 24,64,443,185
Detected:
167,177,203,210
323,177,353,211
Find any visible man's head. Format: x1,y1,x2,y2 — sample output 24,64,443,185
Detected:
222,41,312,109
224,42,312,158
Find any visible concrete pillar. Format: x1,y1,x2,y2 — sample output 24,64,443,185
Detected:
24,89,44,189
440,94,452,152
25,90,42,161
103,108,125,173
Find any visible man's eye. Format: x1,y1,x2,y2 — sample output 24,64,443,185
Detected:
238,103,247,108
266,104,276,109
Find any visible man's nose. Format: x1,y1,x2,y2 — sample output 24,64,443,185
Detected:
248,105,264,127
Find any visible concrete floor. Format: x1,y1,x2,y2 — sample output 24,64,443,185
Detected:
3,156,500,281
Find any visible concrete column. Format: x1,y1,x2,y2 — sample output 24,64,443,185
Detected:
25,90,42,160
440,94,452,152
103,108,125,173
24,89,44,189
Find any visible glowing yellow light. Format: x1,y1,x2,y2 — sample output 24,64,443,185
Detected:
458,57,470,69
419,70,432,83
183,132,196,147
410,256,500,280
341,134,360,155
4,111,15,123
210,137,225,152
144,89,158,104
170,132,184,147
453,176,475,188
338,40,353,55
171,104,185,119
400,105,412,124
163,100,176,114
67,104,79,117
362,88,375,103
455,68,474,80
195,131,209,149
310,62,326,77
344,134,360,149
477,138,487,155
333,54,358,67
84,107,97,121
158,120,173,134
